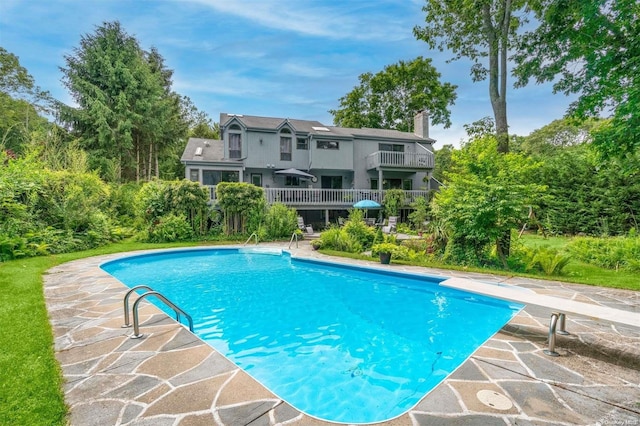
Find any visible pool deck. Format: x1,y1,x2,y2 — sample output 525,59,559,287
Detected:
44,242,640,425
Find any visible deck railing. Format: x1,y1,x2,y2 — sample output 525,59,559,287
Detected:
206,186,430,206
366,150,434,169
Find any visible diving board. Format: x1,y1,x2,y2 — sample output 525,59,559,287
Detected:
440,277,639,356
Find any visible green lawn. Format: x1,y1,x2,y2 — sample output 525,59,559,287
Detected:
518,234,639,290
0,241,205,426
0,236,636,425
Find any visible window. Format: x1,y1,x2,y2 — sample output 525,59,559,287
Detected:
403,179,413,190
378,143,404,152
317,140,339,150
228,124,242,159
370,178,378,190
229,133,241,158
285,176,300,186
202,170,239,185
251,173,262,187
321,176,342,189
297,137,308,150
280,131,292,161
189,169,199,182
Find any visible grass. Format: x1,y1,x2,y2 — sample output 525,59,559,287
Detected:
518,234,639,290
1,235,637,424
325,234,638,291
0,240,209,426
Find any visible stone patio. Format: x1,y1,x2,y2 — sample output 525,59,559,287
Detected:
43,243,640,425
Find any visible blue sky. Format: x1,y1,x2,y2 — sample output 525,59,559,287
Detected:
1,0,573,147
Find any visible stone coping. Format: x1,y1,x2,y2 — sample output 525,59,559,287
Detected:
44,244,640,425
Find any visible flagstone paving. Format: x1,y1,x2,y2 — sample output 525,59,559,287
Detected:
44,243,640,425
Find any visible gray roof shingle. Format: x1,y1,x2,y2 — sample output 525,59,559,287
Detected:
219,113,434,142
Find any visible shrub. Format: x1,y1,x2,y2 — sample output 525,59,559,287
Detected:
524,247,571,275
264,203,297,239
319,227,362,253
567,235,640,271
136,179,210,240
147,213,194,243
343,209,376,250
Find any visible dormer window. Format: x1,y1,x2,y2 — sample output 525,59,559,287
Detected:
228,124,242,159
280,128,292,161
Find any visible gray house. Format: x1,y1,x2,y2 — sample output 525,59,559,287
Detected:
181,111,436,226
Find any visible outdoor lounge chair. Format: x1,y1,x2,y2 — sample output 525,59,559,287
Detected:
297,216,314,234
382,216,397,233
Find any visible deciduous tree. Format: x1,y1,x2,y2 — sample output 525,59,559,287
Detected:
514,0,639,158
329,57,457,131
414,0,529,153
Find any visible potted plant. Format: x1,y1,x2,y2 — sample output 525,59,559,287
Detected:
310,239,322,251
372,242,397,264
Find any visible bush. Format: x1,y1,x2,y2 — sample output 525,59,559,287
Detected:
136,179,210,240
264,203,297,239
342,209,376,250
319,227,362,253
147,213,194,243
521,246,571,276
567,235,640,271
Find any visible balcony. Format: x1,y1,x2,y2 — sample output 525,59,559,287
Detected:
366,150,434,170
206,187,430,208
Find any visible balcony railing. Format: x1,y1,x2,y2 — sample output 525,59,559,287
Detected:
206,186,430,207
366,150,434,170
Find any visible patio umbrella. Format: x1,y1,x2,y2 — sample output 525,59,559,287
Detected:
353,199,381,209
274,168,317,182
353,199,381,219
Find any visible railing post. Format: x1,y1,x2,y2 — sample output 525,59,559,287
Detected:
543,312,561,357
122,285,154,328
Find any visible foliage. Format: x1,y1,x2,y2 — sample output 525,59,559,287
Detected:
60,21,192,182
414,0,530,151
513,118,600,155
0,48,54,154
342,209,376,250
535,144,640,235
215,182,266,235
433,136,546,266
0,153,127,260
371,242,398,255
382,189,405,217
408,196,430,231
567,234,640,271
135,179,209,240
329,57,456,131
146,213,194,243
263,203,297,239
515,246,572,276
433,144,454,182
514,0,640,158
319,227,362,253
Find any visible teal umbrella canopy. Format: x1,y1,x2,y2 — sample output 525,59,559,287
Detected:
353,199,381,209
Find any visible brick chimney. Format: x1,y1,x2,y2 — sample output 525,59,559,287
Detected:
414,110,429,139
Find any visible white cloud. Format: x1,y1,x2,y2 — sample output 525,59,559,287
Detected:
184,0,414,41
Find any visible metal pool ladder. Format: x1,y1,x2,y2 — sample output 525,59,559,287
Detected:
122,285,194,339
244,232,259,245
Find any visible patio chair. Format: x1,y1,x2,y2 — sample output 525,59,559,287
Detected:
297,216,314,234
382,216,398,234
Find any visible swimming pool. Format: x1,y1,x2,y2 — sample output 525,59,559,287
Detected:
102,248,522,423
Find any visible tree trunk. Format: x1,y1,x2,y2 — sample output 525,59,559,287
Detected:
483,1,512,256
148,141,153,181
136,136,140,183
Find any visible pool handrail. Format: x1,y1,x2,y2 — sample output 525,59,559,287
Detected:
122,285,154,328
244,232,259,246
130,290,194,339
288,231,299,249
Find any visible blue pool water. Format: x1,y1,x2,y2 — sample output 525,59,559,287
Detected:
102,248,522,423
